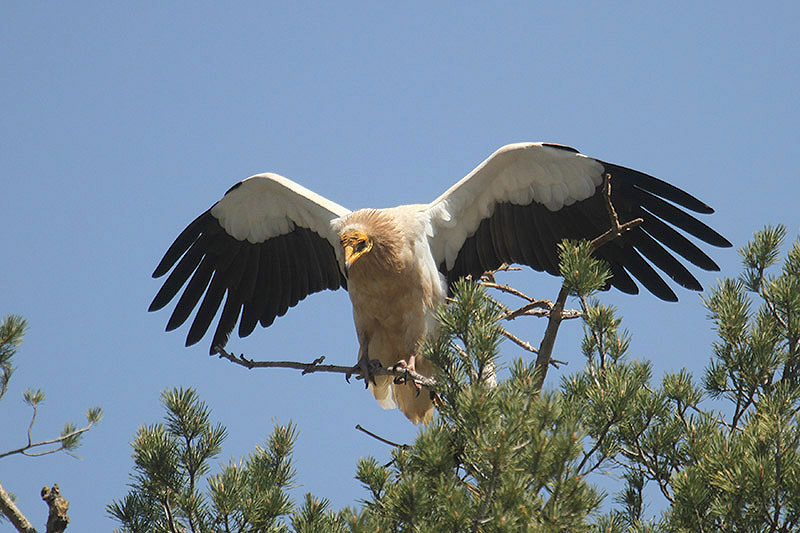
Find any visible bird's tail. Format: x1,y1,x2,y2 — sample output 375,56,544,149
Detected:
392,354,435,424
393,381,434,424
369,375,397,410
367,355,435,424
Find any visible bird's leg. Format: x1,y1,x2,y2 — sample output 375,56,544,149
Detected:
347,343,382,389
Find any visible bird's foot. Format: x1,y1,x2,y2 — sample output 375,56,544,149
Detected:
347,357,383,389
392,356,422,393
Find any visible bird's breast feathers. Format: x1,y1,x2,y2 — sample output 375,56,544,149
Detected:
347,229,446,346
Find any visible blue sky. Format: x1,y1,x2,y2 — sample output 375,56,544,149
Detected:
2,2,798,529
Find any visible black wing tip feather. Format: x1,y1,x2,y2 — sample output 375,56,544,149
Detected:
445,156,730,302
601,161,717,215
152,212,345,351
152,209,215,278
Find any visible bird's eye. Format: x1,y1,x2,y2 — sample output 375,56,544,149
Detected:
355,240,367,252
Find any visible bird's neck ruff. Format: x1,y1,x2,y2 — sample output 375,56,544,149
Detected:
340,209,405,278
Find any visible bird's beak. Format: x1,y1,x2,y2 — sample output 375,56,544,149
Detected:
343,239,372,274
344,245,355,276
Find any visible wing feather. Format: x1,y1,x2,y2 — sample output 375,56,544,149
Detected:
151,173,351,353
427,143,731,300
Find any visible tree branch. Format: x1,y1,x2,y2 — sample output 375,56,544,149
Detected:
590,174,643,254
479,281,538,303
0,479,37,533
533,285,571,391
0,421,98,460
213,346,438,389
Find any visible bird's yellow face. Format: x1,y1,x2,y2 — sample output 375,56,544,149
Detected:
341,230,373,271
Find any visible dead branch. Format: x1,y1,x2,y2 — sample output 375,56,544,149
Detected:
479,278,583,322
214,346,438,389
355,424,410,449
499,326,538,354
500,327,567,368
590,173,642,253
479,281,538,303
41,485,69,533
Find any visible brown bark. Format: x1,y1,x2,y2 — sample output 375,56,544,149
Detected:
0,479,37,533
41,485,69,533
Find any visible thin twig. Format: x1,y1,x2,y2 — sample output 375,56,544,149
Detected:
471,461,501,533
499,327,538,354
479,282,538,303
499,327,570,366
355,424,409,449
590,173,643,253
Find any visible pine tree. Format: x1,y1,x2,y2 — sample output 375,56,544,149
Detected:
110,227,800,532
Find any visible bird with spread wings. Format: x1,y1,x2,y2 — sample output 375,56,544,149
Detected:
150,142,730,423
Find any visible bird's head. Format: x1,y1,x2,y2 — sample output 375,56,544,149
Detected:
340,230,373,274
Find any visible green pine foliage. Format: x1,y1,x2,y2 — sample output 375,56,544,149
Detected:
1,315,102,529
0,314,27,402
666,225,800,531
110,227,800,532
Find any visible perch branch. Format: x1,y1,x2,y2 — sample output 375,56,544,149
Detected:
214,346,437,389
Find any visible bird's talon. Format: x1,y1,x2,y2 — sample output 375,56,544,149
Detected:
350,358,383,388
393,358,423,391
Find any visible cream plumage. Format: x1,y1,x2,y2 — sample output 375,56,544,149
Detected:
150,142,731,423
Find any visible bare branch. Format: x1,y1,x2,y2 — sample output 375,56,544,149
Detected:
499,327,538,354
480,281,581,321
590,173,643,253
213,346,438,389
533,285,571,390
479,281,538,303
355,424,409,449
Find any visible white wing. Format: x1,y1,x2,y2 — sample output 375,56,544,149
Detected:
425,142,731,299
150,173,352,353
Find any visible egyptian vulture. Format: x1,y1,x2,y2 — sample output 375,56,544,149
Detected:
150,142,730,423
